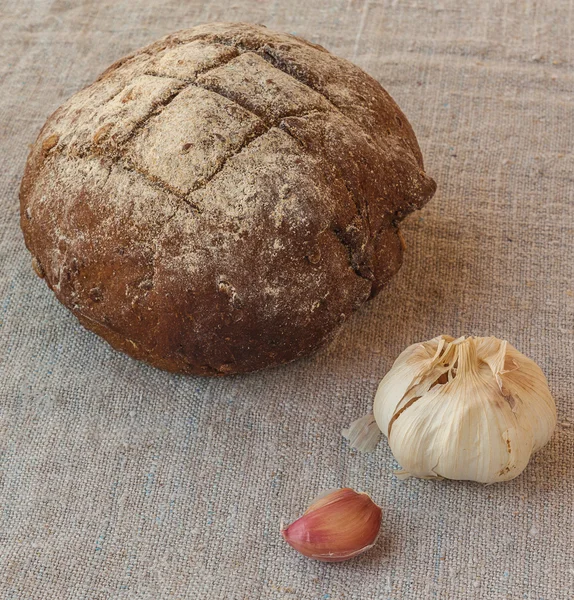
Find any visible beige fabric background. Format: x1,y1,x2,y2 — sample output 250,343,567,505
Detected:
1,0,573,598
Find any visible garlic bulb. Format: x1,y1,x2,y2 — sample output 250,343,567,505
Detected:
373,336,556,483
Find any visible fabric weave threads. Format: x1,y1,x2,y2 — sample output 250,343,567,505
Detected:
1,1,573,598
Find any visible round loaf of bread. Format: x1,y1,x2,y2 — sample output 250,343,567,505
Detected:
20,22,436,375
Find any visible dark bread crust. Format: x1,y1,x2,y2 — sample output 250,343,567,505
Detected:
20,23,436,375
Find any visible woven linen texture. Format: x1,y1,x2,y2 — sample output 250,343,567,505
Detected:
1,1,573,598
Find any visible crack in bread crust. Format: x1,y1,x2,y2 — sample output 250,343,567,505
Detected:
140,40,350,129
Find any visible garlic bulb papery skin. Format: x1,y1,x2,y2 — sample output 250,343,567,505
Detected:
373,336,557,483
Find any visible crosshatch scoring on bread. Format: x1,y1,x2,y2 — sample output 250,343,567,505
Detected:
19,22,436,376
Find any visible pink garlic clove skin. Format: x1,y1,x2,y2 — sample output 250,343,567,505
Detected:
281,488,382,562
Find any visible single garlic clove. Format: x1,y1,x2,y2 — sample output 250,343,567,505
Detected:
281,488,382,562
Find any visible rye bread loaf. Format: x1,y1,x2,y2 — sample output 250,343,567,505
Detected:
20,22,436,375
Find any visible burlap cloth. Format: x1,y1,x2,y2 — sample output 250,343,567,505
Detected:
1,1,573,598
